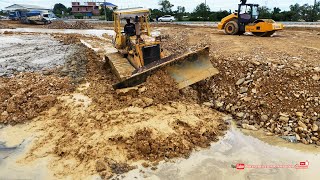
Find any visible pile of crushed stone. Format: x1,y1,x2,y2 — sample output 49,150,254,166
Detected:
197,57,320,145
0,73,75,124
46,21,93,29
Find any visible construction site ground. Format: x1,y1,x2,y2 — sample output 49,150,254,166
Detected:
0,20,320,179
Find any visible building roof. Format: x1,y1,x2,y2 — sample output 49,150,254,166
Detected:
5,4,50,11
114,7,149,15
102,2,117,7
114,8,150,19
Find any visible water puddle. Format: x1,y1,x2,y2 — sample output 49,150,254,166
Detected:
123,124,320,180
1,120,320,179
0,124,53,179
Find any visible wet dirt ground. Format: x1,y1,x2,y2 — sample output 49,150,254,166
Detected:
0,23,320,179
1,122,320,180
124,126,320,180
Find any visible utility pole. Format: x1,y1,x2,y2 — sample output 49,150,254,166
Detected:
313,0,317,22
104,0,107,21
205,0,207,20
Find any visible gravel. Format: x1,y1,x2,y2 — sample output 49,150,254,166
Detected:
0,34,74,77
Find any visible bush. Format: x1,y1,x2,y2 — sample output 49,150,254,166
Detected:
74,13,84,19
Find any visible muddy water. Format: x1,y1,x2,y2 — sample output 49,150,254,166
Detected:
1,121,320,179
123,123,320,180
0,124,54,179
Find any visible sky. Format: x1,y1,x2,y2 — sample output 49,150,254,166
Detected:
0,0,317,12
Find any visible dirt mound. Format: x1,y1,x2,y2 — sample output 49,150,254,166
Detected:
46,21,71,29
0,73,75,125
58,44,88,83
46,21,93,29
160,28,207,56
70,21,93,29
113,122,224,162
0,22,14,29
21,46,227,179
53,34,81,45
25,99,225,178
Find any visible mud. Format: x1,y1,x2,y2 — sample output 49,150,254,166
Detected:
123,125,320,180
0,73,74,125
58,44,88,83
3,44,225,179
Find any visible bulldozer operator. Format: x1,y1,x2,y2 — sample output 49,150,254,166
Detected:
124,19,135,36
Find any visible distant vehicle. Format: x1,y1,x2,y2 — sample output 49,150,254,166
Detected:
158,15,175,22
25,11,52,24
43,13,57,22
8,10,55,25
9,11,23,20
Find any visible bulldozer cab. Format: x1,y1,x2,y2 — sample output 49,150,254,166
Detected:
238,3,259,24
113,8,151,49
113,8,164,69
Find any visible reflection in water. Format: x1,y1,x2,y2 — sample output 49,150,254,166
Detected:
124,125,320,180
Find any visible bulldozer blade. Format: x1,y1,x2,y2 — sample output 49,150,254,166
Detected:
166,47,219,89
113,46,219,89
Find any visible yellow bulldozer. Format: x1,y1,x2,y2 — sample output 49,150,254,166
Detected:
218,0,284,37
110,8,219,89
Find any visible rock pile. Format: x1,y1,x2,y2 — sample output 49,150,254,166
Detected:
198,58,320,145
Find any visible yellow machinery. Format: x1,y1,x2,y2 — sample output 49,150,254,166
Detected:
111,8,219,89
218,0,284,37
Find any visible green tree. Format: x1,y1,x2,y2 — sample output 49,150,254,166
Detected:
210,10,230,21
258,6,271,19
150,8,164,19
300,4,314,21
289,3,301,21
159,0,174,14
100,7,115,21
53,3,68,17
175,6,186,21
316,2,320,21
192,3,210,21
271,7,282,21
0,10,7,16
